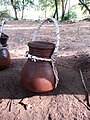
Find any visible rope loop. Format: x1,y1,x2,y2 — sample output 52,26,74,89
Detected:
32,18,60,60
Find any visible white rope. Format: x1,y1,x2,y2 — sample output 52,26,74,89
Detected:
26,52,59,88
0,20,6,37
51,60,59,88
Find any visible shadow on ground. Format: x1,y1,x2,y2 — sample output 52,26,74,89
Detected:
0,53,90,99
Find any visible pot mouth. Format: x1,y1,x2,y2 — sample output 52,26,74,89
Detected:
0,33,9,39
28,41,55,49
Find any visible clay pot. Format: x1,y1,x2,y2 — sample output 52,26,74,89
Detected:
0,33,10,70
20,41,55,92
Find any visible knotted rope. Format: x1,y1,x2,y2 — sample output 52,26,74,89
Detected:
0,43,7,50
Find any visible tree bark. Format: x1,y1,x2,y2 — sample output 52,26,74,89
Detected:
61,0,65,20
54,0,58,20
53,9,57,18
21,0,25,19
10,0,18,20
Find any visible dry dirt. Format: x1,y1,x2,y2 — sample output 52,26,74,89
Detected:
0,20,90,120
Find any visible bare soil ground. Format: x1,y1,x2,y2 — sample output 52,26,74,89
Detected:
0,20,90,120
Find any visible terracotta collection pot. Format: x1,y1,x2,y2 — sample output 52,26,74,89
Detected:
20,18,60,92
0,33,10,70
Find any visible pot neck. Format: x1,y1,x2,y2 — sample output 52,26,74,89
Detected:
28,41,55,58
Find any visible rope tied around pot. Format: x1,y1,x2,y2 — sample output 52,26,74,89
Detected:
0,20,7,50
0,43,7,50
26,52,59,88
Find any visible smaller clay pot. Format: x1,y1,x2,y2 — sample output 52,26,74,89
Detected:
0,33,10,70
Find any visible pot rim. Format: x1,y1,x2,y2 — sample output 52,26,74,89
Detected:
0,33,9,39
28,41,55,49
